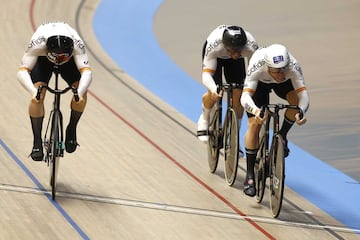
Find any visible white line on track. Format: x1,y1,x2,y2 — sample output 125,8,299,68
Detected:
1,183,359,235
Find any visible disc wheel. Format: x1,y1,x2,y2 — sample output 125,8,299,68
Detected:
269,134,285,218
207,107,222,173
223,109,239,186
255,125,267,203
49,112,60,200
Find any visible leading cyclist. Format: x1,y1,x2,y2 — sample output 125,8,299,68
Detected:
197,25,259,156
17,21,92,161
240,44,309,197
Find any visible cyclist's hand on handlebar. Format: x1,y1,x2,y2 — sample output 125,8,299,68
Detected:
295,112,307,125
210,91,222,101
73,96,84,105
255,108,267,124
31,90,41,104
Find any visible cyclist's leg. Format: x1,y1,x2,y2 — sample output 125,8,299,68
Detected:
197,55,223,142
65,107,82,153
197,91,216,142
28,57,53,160
273,80,297,157
243,82,269,196
59,58,83,153
244,118,261,196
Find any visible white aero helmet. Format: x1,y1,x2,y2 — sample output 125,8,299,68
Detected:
264,44,290,68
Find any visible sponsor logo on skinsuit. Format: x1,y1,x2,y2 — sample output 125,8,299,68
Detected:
28,36,46,49
247,40,259,50
247,60,265,76
288,60,303,75
74,39,86,54
205,39,221,57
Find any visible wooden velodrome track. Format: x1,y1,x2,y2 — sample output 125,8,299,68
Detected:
0,0,359,239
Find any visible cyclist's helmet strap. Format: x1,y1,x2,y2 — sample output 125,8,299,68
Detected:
222,26,247,51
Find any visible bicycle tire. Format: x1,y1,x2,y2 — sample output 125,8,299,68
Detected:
255,124,267,203
207,106,221,173
49,110,61,200
269,134,285,218
223,109,239,186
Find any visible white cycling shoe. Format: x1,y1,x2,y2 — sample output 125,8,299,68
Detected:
197,113,209,143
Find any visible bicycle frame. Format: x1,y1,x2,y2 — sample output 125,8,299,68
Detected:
255,103,302,217
206,82,242,186
36,65,79,200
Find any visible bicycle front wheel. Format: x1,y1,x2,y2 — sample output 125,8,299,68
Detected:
269,134,285,218
207,106,222,173
223,108,239,186
49,111,61,200
255,124,267,203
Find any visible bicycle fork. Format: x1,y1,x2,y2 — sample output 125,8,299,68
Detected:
44,110,65,167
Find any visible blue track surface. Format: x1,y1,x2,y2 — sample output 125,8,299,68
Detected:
93,0,360,230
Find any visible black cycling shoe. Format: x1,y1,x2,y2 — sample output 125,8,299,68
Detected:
30,146,43,161
244,177,256,197
65,126,79,153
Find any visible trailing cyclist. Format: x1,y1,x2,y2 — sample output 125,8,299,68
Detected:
240,44,309,197
17,21,92,161
197,25,259,156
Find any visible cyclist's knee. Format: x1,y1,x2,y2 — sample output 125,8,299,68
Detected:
286,91,299,105
285,109,297,121
245,117,261,148
29,101,44,117
233,99,244,119
233,88,242,99
71,94,86,112
202,91,216,109
248,117,261,130
285,91,299,120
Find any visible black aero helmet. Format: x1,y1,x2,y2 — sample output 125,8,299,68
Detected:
46,35,74,54
222,26,247,51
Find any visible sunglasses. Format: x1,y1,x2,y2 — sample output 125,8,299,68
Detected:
225,46,244,53
47,52,72,64
268,65,288,73
49,52,71,58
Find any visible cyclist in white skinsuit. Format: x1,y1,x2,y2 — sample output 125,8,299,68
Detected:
197,25,259,156
17,21,92,161
240,44,309,197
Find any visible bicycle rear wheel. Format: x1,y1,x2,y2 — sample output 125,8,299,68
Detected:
207,106,222,173
49,111,61,200
223,109,239,186
255,124,267,203
269,134,285,218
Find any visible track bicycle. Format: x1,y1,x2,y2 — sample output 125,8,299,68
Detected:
254,103,303,218
197,83,242,186
36,65,79,200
